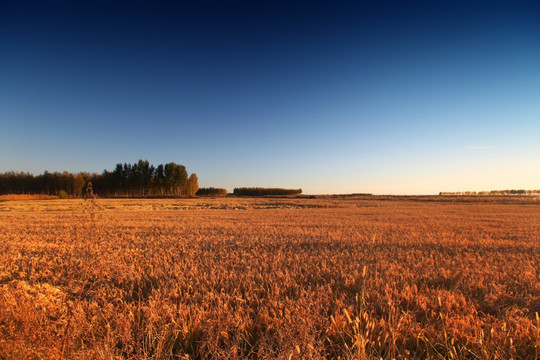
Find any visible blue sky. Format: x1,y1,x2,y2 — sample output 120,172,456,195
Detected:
1,0,539,194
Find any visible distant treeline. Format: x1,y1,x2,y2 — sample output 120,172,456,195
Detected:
0,171,87,197
233,187,302,196
439,190,540,196
196,187,228,197
0,160,198,197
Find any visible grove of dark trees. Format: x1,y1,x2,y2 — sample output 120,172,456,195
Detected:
0,160,198,197
196,187,228,196
0,171,87,197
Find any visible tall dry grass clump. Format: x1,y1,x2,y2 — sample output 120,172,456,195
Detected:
0,197,539,359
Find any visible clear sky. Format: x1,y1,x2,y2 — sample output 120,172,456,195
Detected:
1,0,539,194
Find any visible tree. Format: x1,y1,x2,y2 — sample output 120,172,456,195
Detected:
186,173,199,196
72,174,86,197
155,164,165,196
137,159,153,196
164,162,187,196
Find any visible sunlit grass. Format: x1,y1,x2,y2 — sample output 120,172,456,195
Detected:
0,197,538,359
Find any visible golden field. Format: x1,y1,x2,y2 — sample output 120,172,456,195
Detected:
0,197,539,359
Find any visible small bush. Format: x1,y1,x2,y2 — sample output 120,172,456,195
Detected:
57,190,69,199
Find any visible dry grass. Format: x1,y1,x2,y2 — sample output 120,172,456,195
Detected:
0,197,539,359
0,194,59,201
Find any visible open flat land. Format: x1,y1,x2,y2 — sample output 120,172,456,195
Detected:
0,197,539,359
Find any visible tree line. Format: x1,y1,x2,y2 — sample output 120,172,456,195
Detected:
439,190,540,196
196,187,228,197
0,162,307,198
0,171,87,197
0,160,199,197
233,187,302,196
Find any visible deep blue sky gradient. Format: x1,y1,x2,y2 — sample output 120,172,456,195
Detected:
1,1,539,194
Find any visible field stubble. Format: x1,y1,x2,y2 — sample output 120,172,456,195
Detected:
0,197,539,359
